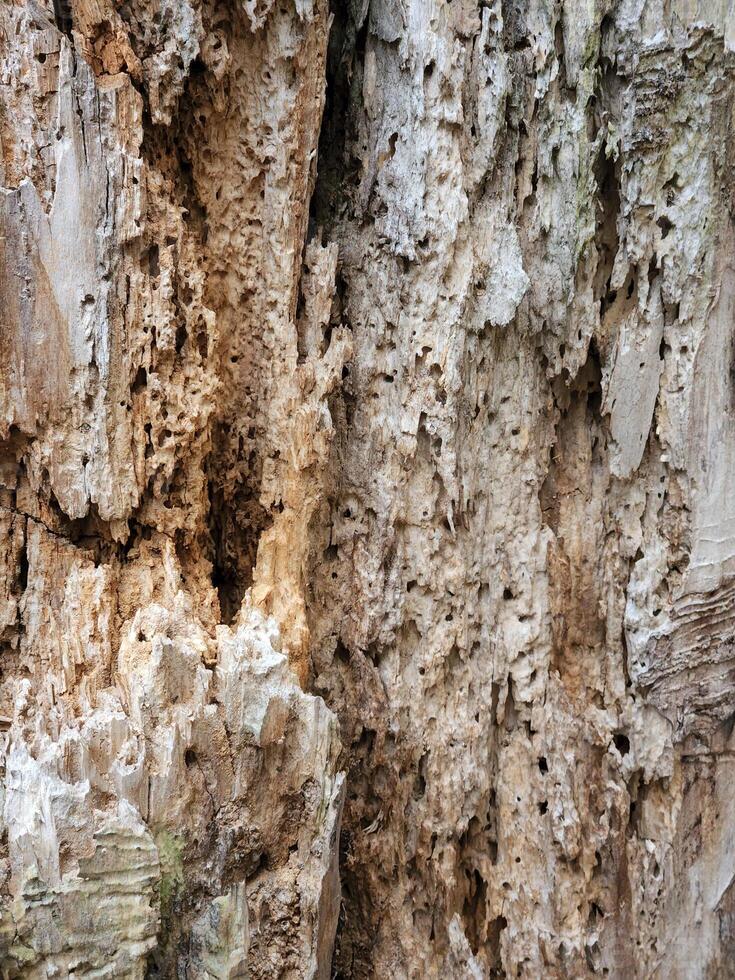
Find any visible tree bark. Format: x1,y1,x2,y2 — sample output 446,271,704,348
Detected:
1,0,734,977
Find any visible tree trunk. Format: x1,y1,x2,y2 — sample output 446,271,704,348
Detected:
1,0,734,976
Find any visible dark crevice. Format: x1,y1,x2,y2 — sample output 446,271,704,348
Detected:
17,539,28,593
553,17,576,101
593,145,622,318
207,478,271,625
501,0,530,52
310,0,369,232
52,0,74,40
613,732,631,756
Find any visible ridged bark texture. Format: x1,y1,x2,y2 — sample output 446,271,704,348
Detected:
0,0,734,977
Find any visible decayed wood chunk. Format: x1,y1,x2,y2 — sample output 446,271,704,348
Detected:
1,0,735,976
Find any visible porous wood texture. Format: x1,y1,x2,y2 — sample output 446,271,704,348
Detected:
0,1,734,977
